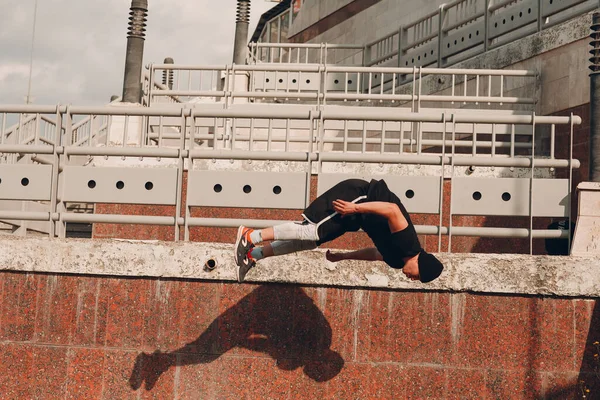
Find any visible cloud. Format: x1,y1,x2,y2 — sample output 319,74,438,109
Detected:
0,0,274,106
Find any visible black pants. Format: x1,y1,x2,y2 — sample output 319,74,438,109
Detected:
301,179,370,245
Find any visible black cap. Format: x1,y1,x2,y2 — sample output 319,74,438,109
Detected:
418,252,444,283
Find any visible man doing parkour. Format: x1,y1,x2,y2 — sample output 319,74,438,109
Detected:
234,178,444,284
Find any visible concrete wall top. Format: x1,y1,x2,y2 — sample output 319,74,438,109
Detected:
1,235,598,298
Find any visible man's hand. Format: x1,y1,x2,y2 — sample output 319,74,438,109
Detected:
333,199,358,216
325,250,345,262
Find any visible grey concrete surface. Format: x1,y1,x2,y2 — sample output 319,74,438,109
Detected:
0,235,598,297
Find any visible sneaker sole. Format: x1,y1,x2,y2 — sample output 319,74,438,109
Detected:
234,226,246,282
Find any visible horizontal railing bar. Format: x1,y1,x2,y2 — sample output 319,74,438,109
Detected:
365,31,398,47
189,149,317,161
443,11,485,32
324,93,534,104
249,43,365,49
0,145,54,154
324,66,536,76
0,211,51,221
61,213,178,225
64,146,181,158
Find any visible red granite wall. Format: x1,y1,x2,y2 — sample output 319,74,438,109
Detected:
0,272,598,399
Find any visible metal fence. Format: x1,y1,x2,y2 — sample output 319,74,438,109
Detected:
0,104,579,253
247,43,365,65
364,0,599,67
146,63,537,110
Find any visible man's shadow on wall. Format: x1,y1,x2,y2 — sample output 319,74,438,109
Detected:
129,285,344,391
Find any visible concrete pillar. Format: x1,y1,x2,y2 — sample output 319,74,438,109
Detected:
122,0,148,104
570,182,600,255
233,0,251,65
589,12,600,181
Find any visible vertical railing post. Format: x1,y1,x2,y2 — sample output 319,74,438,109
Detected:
397,27,404,67
437,5,446,68
537,0,543,32
484,0,491,51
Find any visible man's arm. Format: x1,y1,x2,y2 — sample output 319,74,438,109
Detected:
326,248,383,262
332,199,408,233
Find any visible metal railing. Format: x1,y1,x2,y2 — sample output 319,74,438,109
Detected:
247,42,365,65
364,0,599,67
147,63,537,110
0,103,579,253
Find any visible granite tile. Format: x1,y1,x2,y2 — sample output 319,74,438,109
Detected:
142,279,181,351
105,350,169,400
541,371,580,400
391,292,452,366
355,290,395,363
105,277,150,349
65,348,105,399
446,368,487,399
175,281,220,355
290,286,344,381
317,287,357,362
1,272,39,342
224,356,291,399
324,361,399,400
531,297,576,372
175,354,226,399
404,365,447,400
455,294,537,370
34,274,78,345
73,276,109,347
484,369,540,399
574,299,599,374
30,346,68,399
0,343,34,399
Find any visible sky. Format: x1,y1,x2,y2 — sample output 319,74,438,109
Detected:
0,0,275,106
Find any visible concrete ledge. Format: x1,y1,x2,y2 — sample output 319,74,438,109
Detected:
0,235,598,297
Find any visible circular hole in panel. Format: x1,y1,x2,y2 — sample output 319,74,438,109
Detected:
116,181,125,190
405,189,415,199
374,74,378,78
511,15,514,21
447,43,450,48
424,53,427,58
214,184,222,193
405,61,409,65
273,185,282,195
519,11,523,17
431,50,434,55
418,56,421,60
266,78,270,83
469,33,472,39
21,178,29,186
243,185,252,194
348,80,353,84
476,30,480,35
292,79,297,83
550,0,553,3
0,178,2,184
528,8,531,13
206,259,216,269
88,180,96,189
306,79,311,84
334,79,339,84
502,192,511,202
412,58,415,62
461,37,464,42
503,19,506,24
278,79,283,83
145,182,154,191
472,191,482,201
495,22,498,28
454,39,457,45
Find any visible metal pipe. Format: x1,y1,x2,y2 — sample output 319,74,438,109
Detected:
121,0,148,103
589,12,600,181
233,0,251,65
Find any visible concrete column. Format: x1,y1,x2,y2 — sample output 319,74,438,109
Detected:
589,12,600,181
233,0,251,65
122,0,148,104
570,182,600,255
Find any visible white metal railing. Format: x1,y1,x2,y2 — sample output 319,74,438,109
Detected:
0,103,580,253
364,0,599,67
247,42,365,65
147,63,537,109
